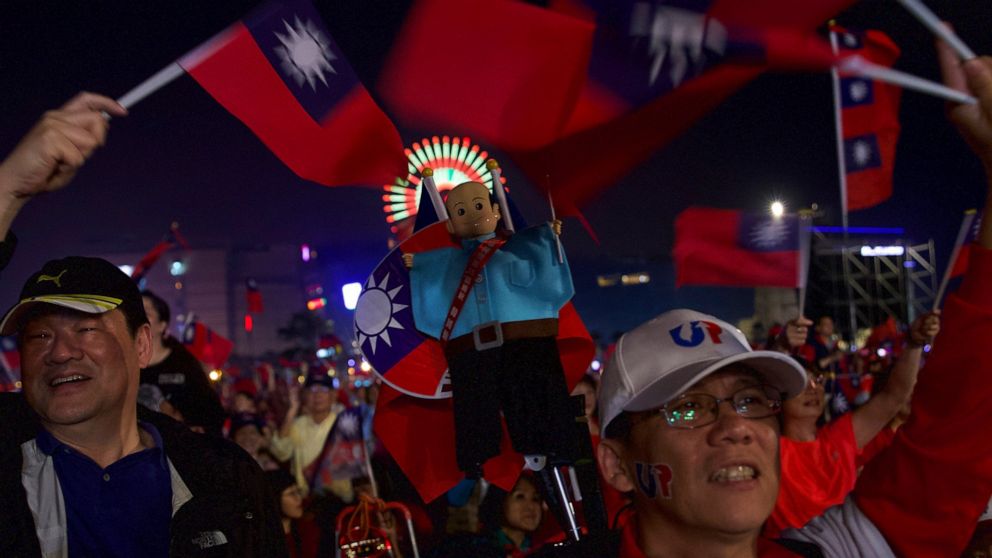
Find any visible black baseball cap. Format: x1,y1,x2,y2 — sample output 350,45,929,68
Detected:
0,256,147,336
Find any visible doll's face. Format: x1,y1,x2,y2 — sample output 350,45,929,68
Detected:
445,181,501,238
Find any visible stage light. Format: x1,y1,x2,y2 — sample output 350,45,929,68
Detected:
590,360,601,371
360,360,372,372
301,244,312,262
307,297,327,311
208,369,222,382
342,282,362,310
169,259,187,276
861,245,905,257
770,201,785,218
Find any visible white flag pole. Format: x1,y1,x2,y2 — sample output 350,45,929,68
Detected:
486,159,514,233
420,168,449,222
828,28,850,233
838,56,977,105
895,0,976,61
116,62,186,111
933,209,978,310
547,190,564,264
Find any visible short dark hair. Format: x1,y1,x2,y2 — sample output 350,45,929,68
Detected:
141,290,170,325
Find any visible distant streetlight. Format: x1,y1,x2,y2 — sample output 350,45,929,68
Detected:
770,201,785,218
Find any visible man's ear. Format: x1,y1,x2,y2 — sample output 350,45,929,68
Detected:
135,323,153,369
598,438,635,493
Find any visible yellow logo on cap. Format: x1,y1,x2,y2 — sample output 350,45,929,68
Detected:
37,270,67,287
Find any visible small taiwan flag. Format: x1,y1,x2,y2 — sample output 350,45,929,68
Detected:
949,210,983,278
246,278,264,314
673,207,803,288
178,0,406,187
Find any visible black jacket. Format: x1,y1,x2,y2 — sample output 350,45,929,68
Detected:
0,393,288,557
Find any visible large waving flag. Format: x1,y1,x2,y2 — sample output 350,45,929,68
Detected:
178,0,406,187
514,0,855,215
673,207,803,288
949,210,983,278
831,26,902,212
377,0,595,152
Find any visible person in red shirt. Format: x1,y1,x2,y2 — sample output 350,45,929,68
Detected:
767,310,939,536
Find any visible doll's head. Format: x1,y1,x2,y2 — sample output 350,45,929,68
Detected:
444,181,501,239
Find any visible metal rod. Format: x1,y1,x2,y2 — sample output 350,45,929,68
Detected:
117,62,185,110
838,56,976,105
486,160,514,232
933,210,979,310
895,0,976,60
552,466,582,542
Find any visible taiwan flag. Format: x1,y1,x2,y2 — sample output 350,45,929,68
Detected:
131,223,189,283
245,278,264,314
673,207,803,288
514,0,854,216
832,26,901,211
179,0,406,187
182,319,234,368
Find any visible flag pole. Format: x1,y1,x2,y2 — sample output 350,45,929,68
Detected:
829,24,859,342
546,181,564,264
420,168,449,222
933,209,979,310
895,0,976,60
797,213,813,319
486,159,514,233
116,62,185,111
838,56,976,105
828,27,849,232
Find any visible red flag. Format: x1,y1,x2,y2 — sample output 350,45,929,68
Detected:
377,0,595,152
832,27,902,211
673,207,801,288
179,0,406,187
131,223,189,282
183,320,234,368
517,0,853,215
245,278,264,314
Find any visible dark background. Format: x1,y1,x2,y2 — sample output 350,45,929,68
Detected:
1,0,989,337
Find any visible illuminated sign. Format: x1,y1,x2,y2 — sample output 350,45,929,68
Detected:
307,297,327,311
860,245,905,257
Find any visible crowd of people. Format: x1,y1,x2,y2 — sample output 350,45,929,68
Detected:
0,35,990,558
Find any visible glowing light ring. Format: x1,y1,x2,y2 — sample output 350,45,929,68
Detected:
382,136,507,239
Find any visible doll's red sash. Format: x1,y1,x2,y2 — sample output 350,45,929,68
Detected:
439,235,508,344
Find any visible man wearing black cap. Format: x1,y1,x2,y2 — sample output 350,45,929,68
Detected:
0,256,286,557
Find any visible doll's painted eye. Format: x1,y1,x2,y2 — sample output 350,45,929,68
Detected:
475,202,483,210
457,208,466,216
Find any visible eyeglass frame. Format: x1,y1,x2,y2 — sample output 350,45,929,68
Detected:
637,383,785,430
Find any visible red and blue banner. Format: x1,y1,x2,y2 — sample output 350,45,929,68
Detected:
182,318,234,368
832,26,901,211
673,207,802,288
131,224,189,283
179,0,406,188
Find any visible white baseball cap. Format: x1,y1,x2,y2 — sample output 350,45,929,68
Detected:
599,309,807,433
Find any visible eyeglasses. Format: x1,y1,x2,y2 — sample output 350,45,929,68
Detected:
650,384,783,429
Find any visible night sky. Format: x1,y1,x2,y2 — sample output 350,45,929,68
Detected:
1,0,990,336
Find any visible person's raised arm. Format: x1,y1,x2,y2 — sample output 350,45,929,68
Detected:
850,312,940,448
0,92,126,239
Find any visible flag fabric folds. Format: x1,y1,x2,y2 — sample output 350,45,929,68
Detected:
516,0,855,215
832,26,902,211
182,318,234,368
673,207,802,288
179,0,406,188
377,0,595,152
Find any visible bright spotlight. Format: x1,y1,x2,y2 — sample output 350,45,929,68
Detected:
770,201,785,218
342,282,362,310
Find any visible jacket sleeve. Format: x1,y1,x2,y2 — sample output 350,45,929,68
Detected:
853,244,992,555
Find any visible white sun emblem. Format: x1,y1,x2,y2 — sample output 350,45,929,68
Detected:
849,80,869,102
335,411,360,438
355,273,407,355
853,140,873,166
274,16,337,91
750,219,789,249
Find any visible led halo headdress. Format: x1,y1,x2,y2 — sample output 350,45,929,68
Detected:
382,136,508,239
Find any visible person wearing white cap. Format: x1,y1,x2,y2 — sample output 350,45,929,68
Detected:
595,38,992,557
